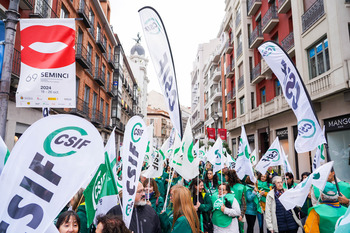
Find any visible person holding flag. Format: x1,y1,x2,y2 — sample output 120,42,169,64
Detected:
244,176,262,233
143,178,165,215
304,182,348,233
257,173,272,233
283,172,297,190
203,168,219,197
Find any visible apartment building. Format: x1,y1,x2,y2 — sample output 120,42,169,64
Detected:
1,0,144,155
223,0,350,179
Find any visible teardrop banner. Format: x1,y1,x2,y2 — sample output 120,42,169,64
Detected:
0,114,104,232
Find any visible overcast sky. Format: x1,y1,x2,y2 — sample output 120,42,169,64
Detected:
110,0,225,108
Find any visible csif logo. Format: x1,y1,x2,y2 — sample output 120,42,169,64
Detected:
261,45,275,57
125,199,134,216
144,18,161,35
44,126,91,157
262,149,280,162
297,119,316,138
131,123,144,143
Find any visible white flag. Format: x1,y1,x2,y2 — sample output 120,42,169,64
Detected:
143,150,164,179
207,138,224,174
193,141,199,159
139,7,183,137
250,149,257,166
144,124,154,166
180,122,199,180
0,115,104,232
258,42,326,153
105,128,117,183
236,125,256,182
279,161,334,210
255,137,284,175
170,132,183,173
159,137,170,159
281,146,294,176
335,206,350,233
198,146,207,162
0,136,10,175
312,143,326,172
122,116,148,228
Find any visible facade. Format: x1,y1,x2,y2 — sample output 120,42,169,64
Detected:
224,0,350,179
1,0,143,158
191,38,221,142
146,106,172,149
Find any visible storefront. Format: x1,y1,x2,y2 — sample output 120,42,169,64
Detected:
324,114,350,182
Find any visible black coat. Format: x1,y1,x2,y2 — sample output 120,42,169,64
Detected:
107,204,162,233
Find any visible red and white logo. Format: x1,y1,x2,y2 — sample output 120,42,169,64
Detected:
21,24,75,69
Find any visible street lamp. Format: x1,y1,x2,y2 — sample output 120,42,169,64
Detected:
212,112,219,139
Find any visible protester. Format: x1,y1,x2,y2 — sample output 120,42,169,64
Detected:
69,188,88,233
257,172,271,233
266,167,278,183
171,185,200,232
107,182,162,233
159,185,178,233
56,210,80,233
304,182,348,233
189,178,213,233
211,183,240,232
203,168,219,196
143,178,165,214
225,169,246,233
95,214,131,233
265,176,302,233
283,172,297,189
245,176,262,233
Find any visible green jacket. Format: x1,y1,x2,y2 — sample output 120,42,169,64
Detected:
211,192,236,228
171,215,193,233
257,180,271,203
245,185,262,215
150,195,165,215
159,204,174,233
230,183,245,206
77,203,88,233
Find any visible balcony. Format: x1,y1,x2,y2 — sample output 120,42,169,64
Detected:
76,43,91,69
30,0,58,18
307,72,332,96
226,62,234,78
225,40,233,54
238,76,244,90
302,0,324,33
212,67,221,82
108,56,116,70
236,42,242,58
235,10,241,28
77,0,91,28
226,118,237,130
91,109,103,125
278,0,291,14
262,5,279,34
20,0,34,10
227,88,236,104
94,68,105,86
247,0,262,16
213,87,222,101
106,82,115,97
96,32,107,53
250,63,264,84
261,58,272,76
281,32,294,55
69,97,90,118
249,25,264,49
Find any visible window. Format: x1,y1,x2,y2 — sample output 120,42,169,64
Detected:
76,78,80,97
89,8,94,26
97,24,101,41
308,37,330,79
108,45,112,60
100,98,104,113
260,87,266,103
84,85,90,103
105,103,109,125
92,92,97,110
107,72,110,90
95,55,100,74
251,92,255,109
60,4,69,18
240,96,245,115
87,43,92,64
232,106,236,119
275,79,282,96
102,64,106,81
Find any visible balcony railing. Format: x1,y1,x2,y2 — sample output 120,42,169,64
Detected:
225,40,233,54
96,32,107,53
278,0,291,14
262,5,279,34
235,10,241,28
226,62,234,78
227,88,236,104
94,68,105,86
302,0,324,33
236,42,242,58
69,97,90,118
250,63,265,84
108,56,116,69
12,48,21,77
30,0,58,18
281,32,294,52
238,76,244,90
247,0,262,16
88,26,95,40
77,0,91,28
91,109,103,124
76,43,91,69
249,24,263,48
20,0,34,10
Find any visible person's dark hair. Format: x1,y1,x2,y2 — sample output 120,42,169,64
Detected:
56,211,80,231
204,168,218,188
225,170,241,186
245,176,255,185
285,172,294,186
301,172,311,182
189,177,205,197
96,214,131,233
142,178,160,198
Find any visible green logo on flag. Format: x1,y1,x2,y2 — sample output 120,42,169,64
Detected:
144,18,161,35
131,123,143,143
126,199,134,216
187,142,194,163
44,126,90,157
215,149,221,165
297,119,316,138
261,45,276,57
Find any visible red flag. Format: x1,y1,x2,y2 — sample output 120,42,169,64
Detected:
218,128,227,141
207,127,216,141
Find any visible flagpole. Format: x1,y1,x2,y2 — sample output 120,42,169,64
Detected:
163,168,175,212
148,177,150,202
197,175,199,205
325,143,341,194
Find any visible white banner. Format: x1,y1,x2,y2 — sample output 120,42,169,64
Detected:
0,136,10,175
207,138,223,174
16,19,76,108
0,115,104,232
258,42,326,153
122,116,148,228
139,7,182,137
255,137,284,175
180,122,199,180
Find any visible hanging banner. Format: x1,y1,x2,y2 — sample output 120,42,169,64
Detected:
218,128,227,141
0,115,104,232
122,116,148,228
16,19,76,108
139,7,183,138
258,41,326,153
207,127,216,142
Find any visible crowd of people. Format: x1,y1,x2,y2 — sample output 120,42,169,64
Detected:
55,160,350,233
